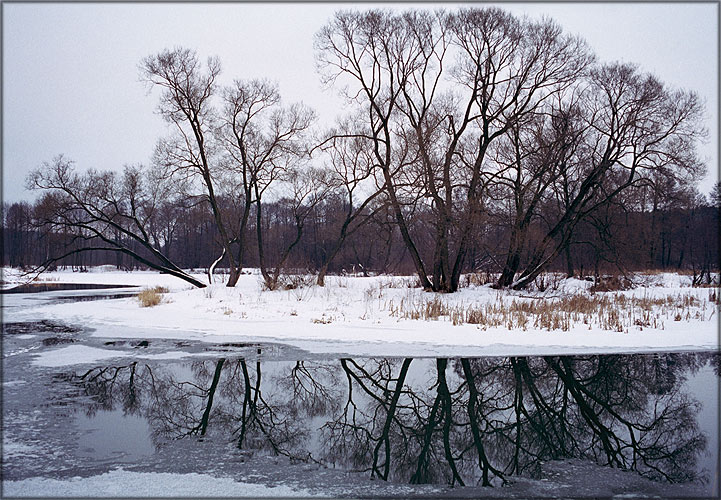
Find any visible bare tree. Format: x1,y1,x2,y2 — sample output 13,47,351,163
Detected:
510,63,705,289
226,94,317,289
27,156,206,288
492,94,588,287
219,79,313,286
258,167,328,290
141,48,240,285
316,8,592,292
316,10,430,286
313,120,387,286
142,50,317,287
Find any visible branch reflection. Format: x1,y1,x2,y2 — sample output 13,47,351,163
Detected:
68,352,716,487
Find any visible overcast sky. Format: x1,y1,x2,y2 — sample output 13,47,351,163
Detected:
3,2,718,203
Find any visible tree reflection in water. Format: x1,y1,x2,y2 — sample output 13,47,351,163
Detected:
68,352,717,488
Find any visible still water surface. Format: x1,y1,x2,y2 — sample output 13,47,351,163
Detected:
71,355,720,488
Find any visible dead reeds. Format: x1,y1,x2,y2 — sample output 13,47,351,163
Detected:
385,291,710,332
137,286,169,307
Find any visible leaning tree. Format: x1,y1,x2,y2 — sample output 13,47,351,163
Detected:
28,156,206,287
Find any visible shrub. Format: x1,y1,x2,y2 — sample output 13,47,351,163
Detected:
137,286,168,307
590,275,633,292
284,273,315,290
461,271,496,288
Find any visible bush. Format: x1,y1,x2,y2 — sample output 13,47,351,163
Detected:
137,286,169,307
590,275,633,292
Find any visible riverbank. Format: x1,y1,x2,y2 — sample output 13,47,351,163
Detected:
2,267,717,360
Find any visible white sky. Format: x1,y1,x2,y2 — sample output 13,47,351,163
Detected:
2,2,718,203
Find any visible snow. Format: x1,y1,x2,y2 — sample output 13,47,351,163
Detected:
2,462,709,498
3,267,718,362
2,469,318,497
32,345,191,367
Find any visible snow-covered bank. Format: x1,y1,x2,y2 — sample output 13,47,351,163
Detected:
2,469,317,497
3,267,718,360
3,460,711,498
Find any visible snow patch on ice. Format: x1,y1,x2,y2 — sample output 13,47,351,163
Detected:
3,469,318,497
32,345,190,367
3,380,27,387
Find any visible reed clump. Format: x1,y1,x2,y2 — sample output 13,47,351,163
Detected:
137,286,169,307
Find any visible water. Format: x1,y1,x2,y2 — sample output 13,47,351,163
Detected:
4,353,718,496
75,410,155,462
2,285,719,497
1,282,139,294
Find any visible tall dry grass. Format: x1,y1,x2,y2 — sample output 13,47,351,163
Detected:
137,286,169,307
385,291,711,332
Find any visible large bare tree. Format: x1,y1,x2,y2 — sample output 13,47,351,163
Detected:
508,63,705,289
141,48,241,285
316,8,592,291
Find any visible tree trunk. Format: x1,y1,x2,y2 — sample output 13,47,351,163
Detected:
208,248,226,285
371,358,412,481
316,219,351,287
226,194,254,288
254,186,272,287
410,383,443,484
269,217,305,289
380,167,432,290
238,359,254,449
437,358,465,486
460,358,504,486
497,224,524,288
199,358,225,436
564,244,574,278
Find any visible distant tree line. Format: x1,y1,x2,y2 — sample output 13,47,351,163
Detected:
3,7,716,290
3,185,718,284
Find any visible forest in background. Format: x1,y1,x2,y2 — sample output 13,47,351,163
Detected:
3,187,718,285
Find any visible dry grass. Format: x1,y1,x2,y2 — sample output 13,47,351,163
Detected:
312,314,334,324
385,290,711,333
460,272,497,287
589,275,633,292
137,286,169,308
